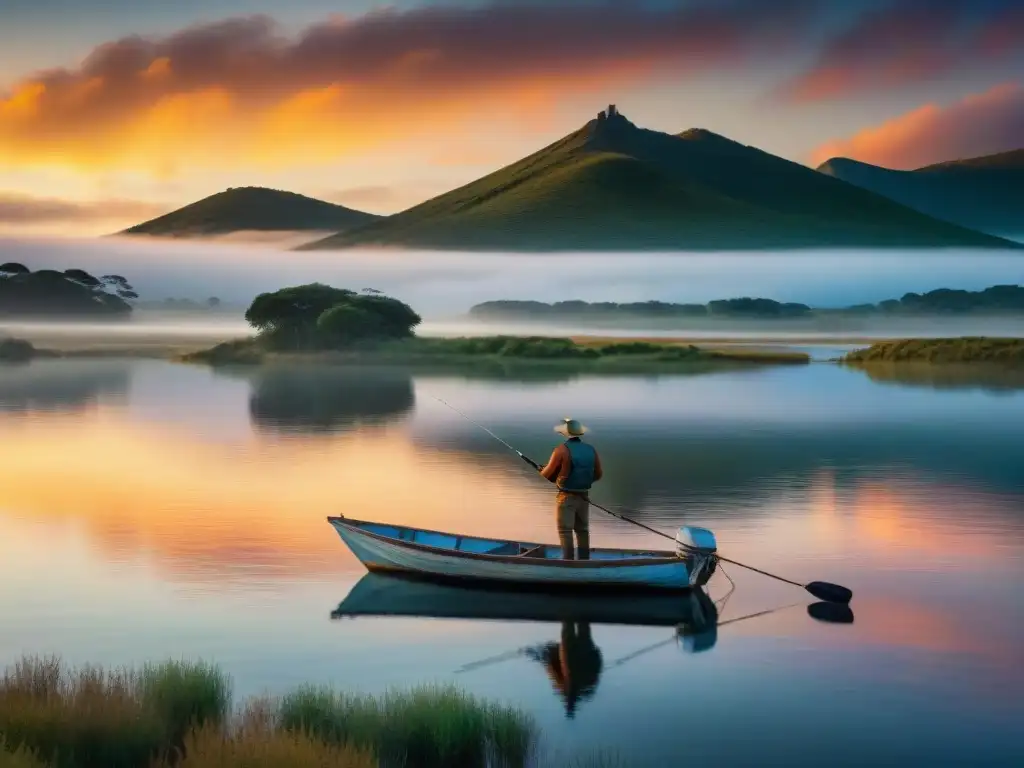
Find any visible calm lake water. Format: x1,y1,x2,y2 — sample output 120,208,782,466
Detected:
1,358,1022,766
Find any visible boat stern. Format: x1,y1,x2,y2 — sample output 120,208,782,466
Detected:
676,526,718,587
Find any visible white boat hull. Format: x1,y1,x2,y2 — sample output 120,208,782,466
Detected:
328,517,714,592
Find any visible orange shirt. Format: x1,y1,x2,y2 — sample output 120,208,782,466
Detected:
539,441,603,488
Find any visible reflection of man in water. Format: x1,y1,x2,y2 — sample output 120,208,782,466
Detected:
531,621,603,718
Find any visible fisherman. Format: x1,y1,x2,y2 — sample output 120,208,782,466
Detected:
538,417,603,560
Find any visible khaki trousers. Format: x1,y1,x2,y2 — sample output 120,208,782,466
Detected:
556,491,590,560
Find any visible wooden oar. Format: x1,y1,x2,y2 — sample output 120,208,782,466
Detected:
431,396,854,605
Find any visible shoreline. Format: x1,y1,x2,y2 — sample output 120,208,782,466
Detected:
0,327,904,359
5,326,1023,369
174,336,813,371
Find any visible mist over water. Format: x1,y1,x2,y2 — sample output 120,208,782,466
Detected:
3,235,1022,319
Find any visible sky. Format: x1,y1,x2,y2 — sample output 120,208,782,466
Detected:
0,0,1022,235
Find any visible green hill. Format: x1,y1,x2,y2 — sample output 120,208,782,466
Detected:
121,187,380,237
817,151,1024,240
302,107,1019,251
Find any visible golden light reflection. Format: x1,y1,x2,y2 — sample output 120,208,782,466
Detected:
807,466,844,541
734,473,1009,565
0,411,544,588
848,481,1009,561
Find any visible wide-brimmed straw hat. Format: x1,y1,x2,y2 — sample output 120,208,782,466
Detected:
554,417,588,437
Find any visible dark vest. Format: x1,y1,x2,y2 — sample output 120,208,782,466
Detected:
559,439,597,492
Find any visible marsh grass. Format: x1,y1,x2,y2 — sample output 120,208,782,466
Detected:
0,739,46,768
842,337,1024,365
278,684,536,768
0,657,229,768
0,658,537,768
136,661,231,743
168,722,375,768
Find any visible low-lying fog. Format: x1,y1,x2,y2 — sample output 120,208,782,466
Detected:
2,235,1023,341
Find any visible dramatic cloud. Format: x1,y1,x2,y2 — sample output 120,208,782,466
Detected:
0,192,165,225
809,82,1024,168
781,0,1024,102
0,1,812,174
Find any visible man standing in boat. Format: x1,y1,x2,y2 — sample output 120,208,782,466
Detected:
538,418,603,560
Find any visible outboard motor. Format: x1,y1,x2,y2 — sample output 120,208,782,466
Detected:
675,526,718,587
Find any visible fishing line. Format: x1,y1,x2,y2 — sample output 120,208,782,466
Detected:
428,394,854,605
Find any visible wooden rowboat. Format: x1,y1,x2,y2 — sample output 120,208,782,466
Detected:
326,515,718,592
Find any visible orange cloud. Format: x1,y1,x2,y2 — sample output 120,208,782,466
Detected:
809,82,1024,169
0,3,812,174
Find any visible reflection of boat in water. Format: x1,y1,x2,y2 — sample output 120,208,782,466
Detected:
327,516,718,591
332,572,720,719
332,571,719,628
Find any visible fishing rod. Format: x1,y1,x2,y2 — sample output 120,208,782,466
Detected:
430,396,853,605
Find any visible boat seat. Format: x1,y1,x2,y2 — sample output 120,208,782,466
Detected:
485,542,521,556
518,545,547,559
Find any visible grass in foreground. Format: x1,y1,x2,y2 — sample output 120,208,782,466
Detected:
277,685,534,767
180,334,810,369
841,337,1024,365
0,657,230,768
0,740,46,768
0,657,536,768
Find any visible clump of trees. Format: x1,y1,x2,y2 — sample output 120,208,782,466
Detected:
468,285,1024,320
0,263,137,318
0,337,35,362
469,297,812,319
244,284,421,350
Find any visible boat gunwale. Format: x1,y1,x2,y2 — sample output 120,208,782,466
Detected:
326,516,681,569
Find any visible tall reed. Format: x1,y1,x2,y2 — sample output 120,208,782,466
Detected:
0,657,538,768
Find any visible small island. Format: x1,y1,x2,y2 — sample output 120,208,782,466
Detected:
180,284,810,370
0,262,138,319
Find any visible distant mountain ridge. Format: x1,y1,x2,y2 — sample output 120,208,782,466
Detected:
121,187,380,237
817,151,1024,240
301,106,1018,251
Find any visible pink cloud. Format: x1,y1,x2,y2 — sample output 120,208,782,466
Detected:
809,82,1024,169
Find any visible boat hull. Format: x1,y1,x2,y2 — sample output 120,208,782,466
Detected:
328,517,710,592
